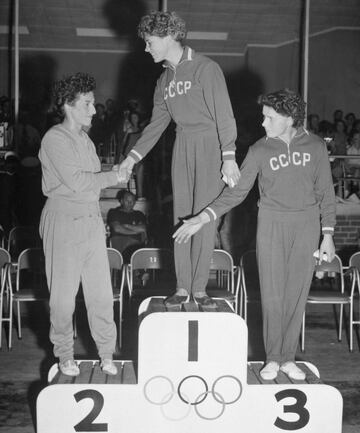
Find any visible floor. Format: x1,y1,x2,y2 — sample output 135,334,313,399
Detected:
0,296,359,433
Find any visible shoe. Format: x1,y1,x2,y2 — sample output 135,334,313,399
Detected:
164,290,189,308
280,362,306,380
59,359,80,376
194,294,217,308
260,361,279,380
101,359,118,375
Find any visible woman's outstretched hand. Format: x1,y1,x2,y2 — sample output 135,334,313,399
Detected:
173,212,210,243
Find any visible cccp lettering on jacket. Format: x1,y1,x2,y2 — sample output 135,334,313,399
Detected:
164,80,192,99
270,152,311,171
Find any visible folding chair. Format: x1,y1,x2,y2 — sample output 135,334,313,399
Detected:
107,247,126,350
0,248,11,348
239,250,261,322
7,248,49,349
301,254,358,352
7,226,42,265
206,249,240,313
126,248,175,302
347,251,360,338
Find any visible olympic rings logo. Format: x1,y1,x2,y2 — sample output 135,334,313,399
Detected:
143,374,243,421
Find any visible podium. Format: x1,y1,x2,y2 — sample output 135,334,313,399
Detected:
37,297,343,432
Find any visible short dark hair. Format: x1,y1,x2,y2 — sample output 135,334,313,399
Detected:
53,72,96,118
116,189,135,202
138,11,186,41
258,89,306,128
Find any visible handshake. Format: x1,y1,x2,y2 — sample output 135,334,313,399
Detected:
113,156,136,184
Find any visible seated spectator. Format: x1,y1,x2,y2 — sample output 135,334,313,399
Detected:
333,109,343,125
345,112,356,136
318,120,334,143
345,131,360,194
346,131,360,173
107,190,147,262
307,114,320,135
0,96,12,124
332,120,348,155
10,109,41,159
89,103,107,155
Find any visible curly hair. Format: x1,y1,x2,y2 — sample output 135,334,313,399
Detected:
258,89,306,128
52,72,96,118
137,11,186,41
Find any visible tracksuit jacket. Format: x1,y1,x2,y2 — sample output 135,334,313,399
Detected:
129,46,237,294
204,128,336,363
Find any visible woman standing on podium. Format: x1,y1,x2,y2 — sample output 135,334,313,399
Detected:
39,73,122,376
118,11,240,308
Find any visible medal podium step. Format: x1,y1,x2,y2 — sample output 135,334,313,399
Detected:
37,297,342,433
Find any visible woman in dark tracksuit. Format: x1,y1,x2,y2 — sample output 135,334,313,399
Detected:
174,89,336,381
119,11,240,307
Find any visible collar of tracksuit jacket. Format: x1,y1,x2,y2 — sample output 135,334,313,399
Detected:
162,46,193,85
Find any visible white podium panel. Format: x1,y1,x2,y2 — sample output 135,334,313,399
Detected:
37,382,342,433
37,309,343,433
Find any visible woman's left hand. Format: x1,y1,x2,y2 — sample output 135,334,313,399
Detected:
221,160,241,187
173,215,207,243
319,234,336,264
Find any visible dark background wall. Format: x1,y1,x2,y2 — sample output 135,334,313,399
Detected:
0,28,359,130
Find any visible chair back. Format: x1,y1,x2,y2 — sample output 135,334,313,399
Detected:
127,248,175,298
349,251,360,272
0,248,11,270
0,248,11,295
130,248,174,271
311,254,344,294
7,226,42,262
210,249,233,271
314,254,342,274
209,249,235,293
107,247,125,301
107,247,124,271
16,248,47,293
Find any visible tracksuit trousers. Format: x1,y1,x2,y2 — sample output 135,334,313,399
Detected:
172,127,224,295
256,207,320,364
40,198,116,363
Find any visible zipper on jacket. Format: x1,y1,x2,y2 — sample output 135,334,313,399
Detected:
165,47,192,86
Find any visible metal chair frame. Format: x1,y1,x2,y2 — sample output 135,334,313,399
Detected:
107,247,126,350
207,249,240,314
7,247,49,349
0,248,11,348
301,254,358,352
239,250,261,322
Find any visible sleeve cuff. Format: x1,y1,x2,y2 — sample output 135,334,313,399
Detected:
322,227,334,235
204,207,217,221
222,150,236,161
129,149,142,163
